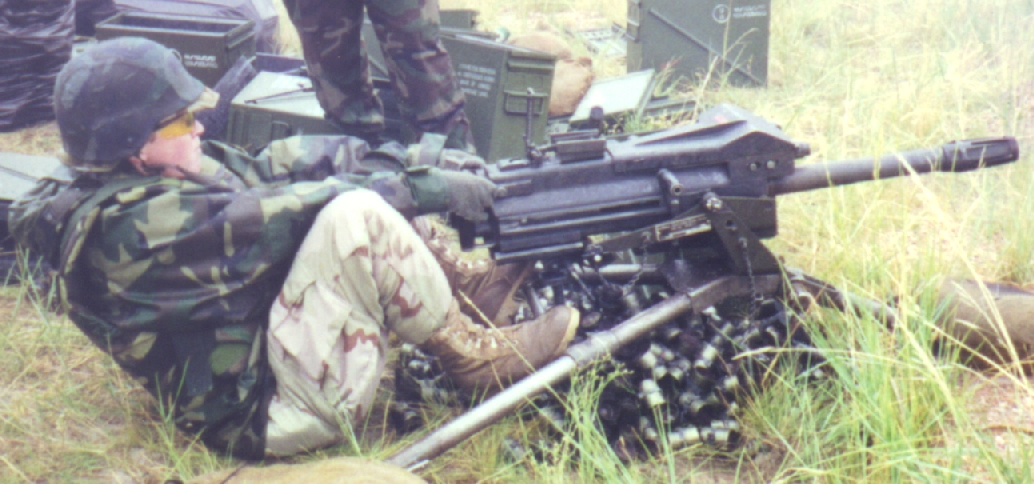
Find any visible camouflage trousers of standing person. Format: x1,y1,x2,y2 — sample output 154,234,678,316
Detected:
282,0,472,149
264,189,451,456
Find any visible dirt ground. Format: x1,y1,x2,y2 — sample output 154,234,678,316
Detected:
965,374,1034,450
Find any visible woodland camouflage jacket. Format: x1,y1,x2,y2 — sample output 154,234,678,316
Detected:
8,135,450,459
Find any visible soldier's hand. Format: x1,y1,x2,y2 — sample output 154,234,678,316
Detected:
408,134,486,174
439,170,498,222
439,149,487,174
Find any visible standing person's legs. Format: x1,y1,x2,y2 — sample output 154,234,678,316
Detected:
365,0,472,150
264,189,450,456
283,0,385,138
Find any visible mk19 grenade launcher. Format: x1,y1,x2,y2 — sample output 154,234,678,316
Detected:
389,104,1020,469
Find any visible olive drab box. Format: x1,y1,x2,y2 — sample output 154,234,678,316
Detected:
224,71,341,153
95,12,256,87
362,21,555,162
225,66,406,153
626,0,770,87
439,34,555,162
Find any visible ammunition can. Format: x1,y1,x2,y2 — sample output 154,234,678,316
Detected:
95,12,255,87
361,13,554,161
626,0,770,87
441,34,555,162
225,71,340,153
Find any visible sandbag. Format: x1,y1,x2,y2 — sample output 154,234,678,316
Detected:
508,31,573,60
508,32,593,117
114,0,280,52
548,57,593,117
937,279,1034,370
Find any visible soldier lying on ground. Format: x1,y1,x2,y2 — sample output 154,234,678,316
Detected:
8,37,579,459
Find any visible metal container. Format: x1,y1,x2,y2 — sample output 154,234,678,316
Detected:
440,34,555,162
225,71,340,153
362,22,553,161
570,69,656,130
626,0,770,87
95,12,256,87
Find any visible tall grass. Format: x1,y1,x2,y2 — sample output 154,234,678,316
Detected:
3,0,1034,482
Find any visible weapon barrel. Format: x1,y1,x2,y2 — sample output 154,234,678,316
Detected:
386,293,696,470
768,137,1019,196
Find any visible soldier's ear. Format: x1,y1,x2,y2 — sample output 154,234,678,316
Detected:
127,155,150,176
129,133,158,175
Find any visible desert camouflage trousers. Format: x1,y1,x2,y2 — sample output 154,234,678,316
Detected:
264,189,450,456
282,0,470,147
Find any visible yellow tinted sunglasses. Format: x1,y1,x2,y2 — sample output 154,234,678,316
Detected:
154,110,196,139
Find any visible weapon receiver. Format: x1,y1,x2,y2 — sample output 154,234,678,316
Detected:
455,104,1019,263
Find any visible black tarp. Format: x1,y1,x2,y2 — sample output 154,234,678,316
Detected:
76,0,117,35
0,0,74,132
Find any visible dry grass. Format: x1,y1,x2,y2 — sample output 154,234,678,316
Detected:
0,284,229,482
0,123,62,157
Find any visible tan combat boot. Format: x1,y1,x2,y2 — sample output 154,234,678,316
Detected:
415,216,532,326
421,299,580,393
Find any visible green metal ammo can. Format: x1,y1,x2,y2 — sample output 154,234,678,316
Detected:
626,0,770,87
440,34,555,162
224,71,340,153
95,12,256,87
